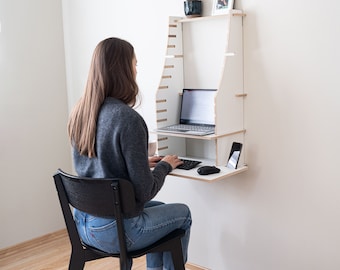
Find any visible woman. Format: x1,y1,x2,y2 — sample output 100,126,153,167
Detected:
67,37,192,270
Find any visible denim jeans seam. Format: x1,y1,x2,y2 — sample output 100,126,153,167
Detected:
141,216,188,233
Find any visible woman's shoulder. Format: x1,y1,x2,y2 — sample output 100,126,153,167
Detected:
103,97,131,112
101,97,143,122
103,97,126,107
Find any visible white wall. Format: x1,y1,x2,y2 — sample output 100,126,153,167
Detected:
1,0,340,269
0,0,72,248
238,2,340,269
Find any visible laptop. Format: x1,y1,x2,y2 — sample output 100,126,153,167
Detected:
157,89,216,136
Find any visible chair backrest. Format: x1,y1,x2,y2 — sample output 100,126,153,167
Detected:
54,169,136,217
53,169,136,262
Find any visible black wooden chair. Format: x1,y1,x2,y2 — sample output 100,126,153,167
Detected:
53,169,185,270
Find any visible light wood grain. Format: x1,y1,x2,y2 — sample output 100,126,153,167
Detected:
0,229,207,270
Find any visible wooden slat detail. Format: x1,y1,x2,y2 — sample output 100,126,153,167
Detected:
158,86,168,90
158,137,168,142
162,75,172,79
165,55,183,59
157,109,167,113
235,93,247,97
158,146,169,151
156,99,167,103
167,45,176,48
157,118,167,123
168,34,176,38
233,13,246,17
164,65,174,69
169,24,177,28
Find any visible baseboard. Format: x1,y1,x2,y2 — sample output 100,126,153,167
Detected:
186,262,210,270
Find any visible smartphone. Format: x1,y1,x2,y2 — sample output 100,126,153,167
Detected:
226,142,243,169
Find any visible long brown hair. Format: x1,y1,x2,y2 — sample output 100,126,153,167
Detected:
68,37,139,157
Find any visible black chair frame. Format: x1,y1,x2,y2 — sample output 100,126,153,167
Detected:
53,169,185,270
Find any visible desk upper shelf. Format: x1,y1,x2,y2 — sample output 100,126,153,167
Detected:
154,12,246,182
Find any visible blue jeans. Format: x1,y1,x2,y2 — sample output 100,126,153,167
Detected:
74,201,192,270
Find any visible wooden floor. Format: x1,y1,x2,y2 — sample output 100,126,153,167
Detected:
0,229,205,270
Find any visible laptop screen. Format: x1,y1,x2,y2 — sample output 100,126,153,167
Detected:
180,89,216,126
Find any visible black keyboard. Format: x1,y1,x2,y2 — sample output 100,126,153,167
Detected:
177,159,202,170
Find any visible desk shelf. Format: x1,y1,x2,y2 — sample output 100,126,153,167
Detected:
170,165,248,183
152,129,246,141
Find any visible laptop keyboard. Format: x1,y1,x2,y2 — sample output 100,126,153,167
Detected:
177,159,202,170
166,124,214,132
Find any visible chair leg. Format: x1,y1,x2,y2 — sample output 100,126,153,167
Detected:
119,257,132,270
68,250,85,270
171,241,185,270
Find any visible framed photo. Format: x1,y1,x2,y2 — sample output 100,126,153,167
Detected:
212,0,234,15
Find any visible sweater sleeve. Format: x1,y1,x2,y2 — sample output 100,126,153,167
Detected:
119,110,171,205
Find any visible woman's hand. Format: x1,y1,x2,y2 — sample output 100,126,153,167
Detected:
160,155,183,170
148,156,162,168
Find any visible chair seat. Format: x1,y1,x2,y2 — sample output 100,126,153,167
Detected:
82,229,185,258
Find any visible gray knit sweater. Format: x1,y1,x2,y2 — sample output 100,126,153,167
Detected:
73,97,172,217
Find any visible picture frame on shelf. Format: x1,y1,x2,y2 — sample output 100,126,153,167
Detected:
212,0,234,15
